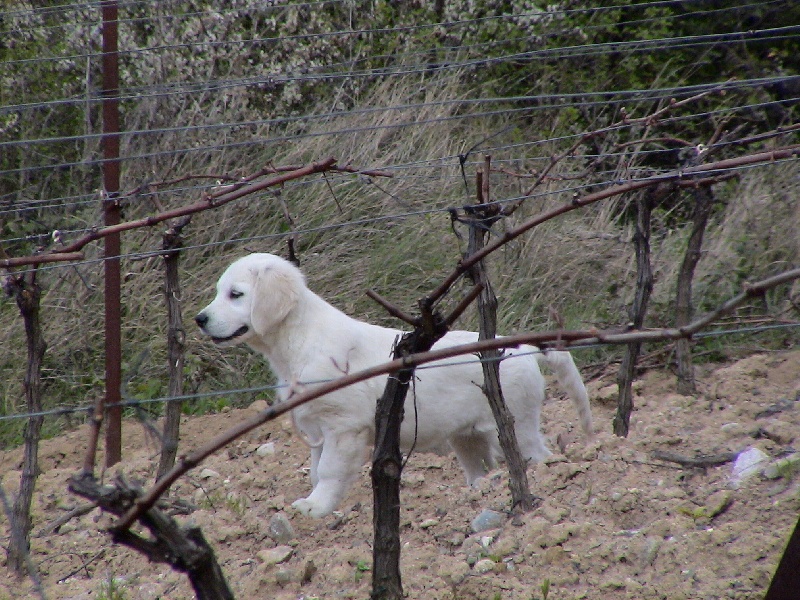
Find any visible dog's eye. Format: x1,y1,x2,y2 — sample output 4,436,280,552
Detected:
229,290,244,299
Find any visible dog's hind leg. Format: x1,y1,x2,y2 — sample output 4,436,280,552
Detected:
450,433,495,486
514,417,551,464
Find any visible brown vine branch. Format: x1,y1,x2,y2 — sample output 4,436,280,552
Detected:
366,289,419,327
512,87,722,204
427,145,800,306
69,472,234,600
2,157,392,270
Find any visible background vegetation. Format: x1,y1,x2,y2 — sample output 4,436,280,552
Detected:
1,0,798,448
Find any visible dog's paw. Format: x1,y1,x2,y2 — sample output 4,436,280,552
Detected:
291,497,333,518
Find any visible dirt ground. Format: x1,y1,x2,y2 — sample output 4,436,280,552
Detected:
1,349,798,600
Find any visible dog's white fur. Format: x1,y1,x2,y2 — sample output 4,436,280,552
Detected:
196,253,593,517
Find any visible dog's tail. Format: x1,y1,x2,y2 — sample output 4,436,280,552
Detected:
534,349,594,440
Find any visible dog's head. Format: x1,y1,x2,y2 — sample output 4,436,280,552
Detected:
195,253,304,347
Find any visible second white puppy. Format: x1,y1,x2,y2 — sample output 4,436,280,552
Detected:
196,253,593,517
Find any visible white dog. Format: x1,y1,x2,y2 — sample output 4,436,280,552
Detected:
196,253,593,517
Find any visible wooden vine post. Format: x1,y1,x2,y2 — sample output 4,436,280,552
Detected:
613,188,657,436
101,0,123,467
371,307,448,600
156,216,191,481
464,155,535,511
3,269,46,575
674,183,715,394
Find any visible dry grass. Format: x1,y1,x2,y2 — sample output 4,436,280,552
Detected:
1,70,798,446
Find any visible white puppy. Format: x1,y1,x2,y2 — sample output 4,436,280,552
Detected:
196,253,593,517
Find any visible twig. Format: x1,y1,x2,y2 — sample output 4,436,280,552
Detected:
69,472,233,600
1,252,84,269
36,504,95,537
652,450,738,468
366,290,419,327
4,158,341,269
56,549,106,583
513,87,721,205
614,136,695,150
444,283,484,327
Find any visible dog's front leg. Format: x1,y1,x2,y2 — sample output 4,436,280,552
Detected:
292,428,369,518
309,443,322,488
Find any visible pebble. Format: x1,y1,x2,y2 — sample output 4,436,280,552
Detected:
448,531,465,546
256,442,276,457
639,536,662,566
720,422,743,437
199,468,220,479
729,447,769,488
274,569,294,586
419,518,439,529
437,556,470,585
758,420,797,445
470,509,505,533
491,534,519,558
249,399,269,412
473,558,497,573
257,545,294,566
268,512,296,544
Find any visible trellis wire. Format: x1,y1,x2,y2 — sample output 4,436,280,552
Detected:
0,320,797,424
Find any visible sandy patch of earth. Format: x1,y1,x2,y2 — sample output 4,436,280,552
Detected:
1,350,798,599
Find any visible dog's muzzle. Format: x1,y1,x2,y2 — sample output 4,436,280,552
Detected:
195,313,249,344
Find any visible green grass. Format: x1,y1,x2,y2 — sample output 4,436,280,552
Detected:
96,576,129,600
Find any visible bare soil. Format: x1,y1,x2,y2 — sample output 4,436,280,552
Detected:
1,350,798,600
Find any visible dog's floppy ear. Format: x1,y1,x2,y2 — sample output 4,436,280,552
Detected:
250,264,300,336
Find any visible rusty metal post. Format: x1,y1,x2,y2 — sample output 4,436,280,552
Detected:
102,0,122,467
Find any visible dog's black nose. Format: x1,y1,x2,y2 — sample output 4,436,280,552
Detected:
195,313,208,328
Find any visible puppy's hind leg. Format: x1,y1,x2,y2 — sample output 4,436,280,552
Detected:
514,416,551,464
292,428,370,518
450,433,495,486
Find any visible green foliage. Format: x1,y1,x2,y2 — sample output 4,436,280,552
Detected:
541,576,551,599
0,3,97,254
96,575,129,600
353,559,371,583
769,455,800,482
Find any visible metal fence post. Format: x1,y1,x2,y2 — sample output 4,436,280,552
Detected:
102,0,122,467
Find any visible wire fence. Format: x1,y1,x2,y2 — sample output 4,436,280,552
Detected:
2,0,799,429
0,319,797,425
1,3,799,598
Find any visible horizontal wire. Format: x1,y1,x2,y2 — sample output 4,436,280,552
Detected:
1,321,797,424
3,0,761,37
3,0,786,72
4,156,796,278
1,119,795,230
0,112,795,248
5,0,772,27
1,83,793,184
2,25,796,113
3,73,794,152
